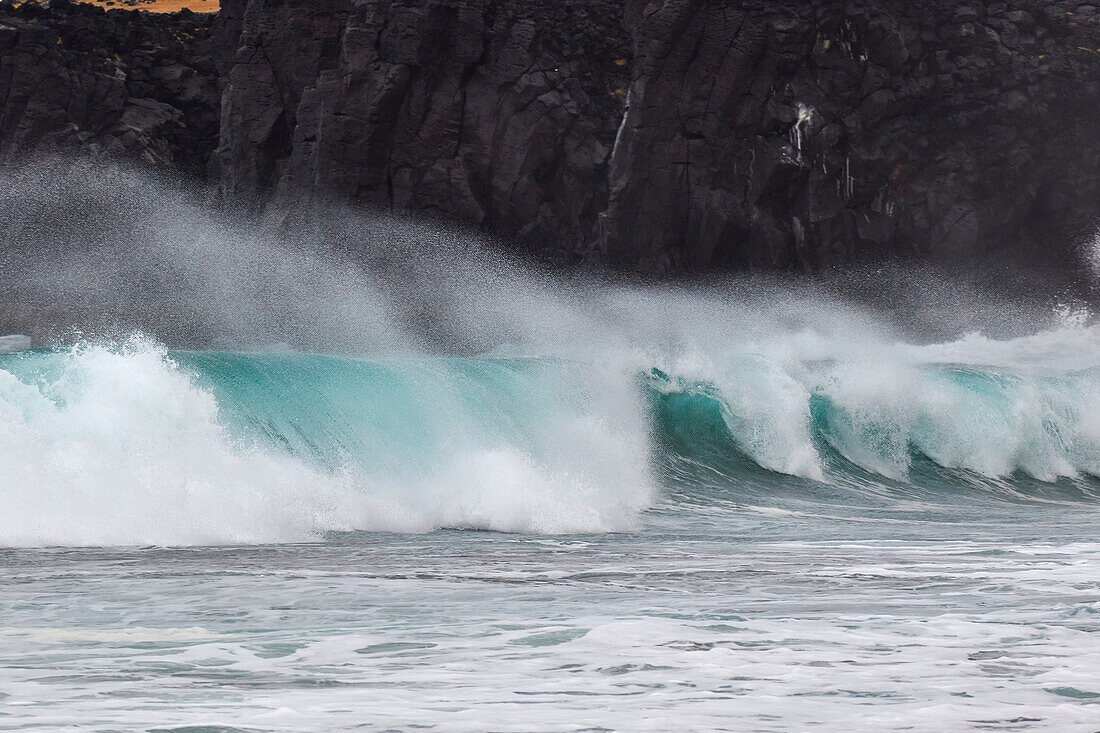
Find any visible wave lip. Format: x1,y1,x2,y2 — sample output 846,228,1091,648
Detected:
652,349,1100,487
0,339,654,547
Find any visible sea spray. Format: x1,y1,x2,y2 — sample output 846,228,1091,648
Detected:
0,334,31,353
3,161,1100,548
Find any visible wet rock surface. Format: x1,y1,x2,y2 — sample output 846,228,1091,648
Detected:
3,0,1099,271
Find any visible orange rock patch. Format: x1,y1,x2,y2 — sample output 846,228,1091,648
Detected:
79,0,218,13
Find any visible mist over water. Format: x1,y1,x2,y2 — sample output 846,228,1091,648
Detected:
3,161,1100,732
2,159,1093,355
2,160,1100,546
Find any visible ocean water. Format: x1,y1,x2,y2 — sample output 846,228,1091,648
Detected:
2,332,1100,732
2,162,1100,730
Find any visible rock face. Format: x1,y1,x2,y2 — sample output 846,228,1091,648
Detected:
3,0,1100,271
0,0,219,177
603,0,1100,270
213,0,1100,270
213,0,631,255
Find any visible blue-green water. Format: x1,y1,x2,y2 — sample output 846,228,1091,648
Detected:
1,337,1099,731
4,340,1099,544
4,158,1099,731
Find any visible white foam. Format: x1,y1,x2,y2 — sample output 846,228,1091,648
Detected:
0,339,653,547
656,352,823,480
651,323,1100,483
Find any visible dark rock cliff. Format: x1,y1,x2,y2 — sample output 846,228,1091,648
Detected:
3,0,1099,271
0,0,219,177
213,0,631,256
604,0,1100,270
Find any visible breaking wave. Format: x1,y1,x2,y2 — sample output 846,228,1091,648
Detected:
4,161,1100,547
3,324,1100,547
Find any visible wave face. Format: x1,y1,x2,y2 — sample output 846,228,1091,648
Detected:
653,358,1100,484
4,326,1100,547
0,339,652,545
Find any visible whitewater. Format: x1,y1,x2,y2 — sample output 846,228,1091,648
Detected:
1,163,1099,731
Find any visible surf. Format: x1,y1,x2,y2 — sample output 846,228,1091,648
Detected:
0,338,653,546
4,323,1100,547
4,161,1100,547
